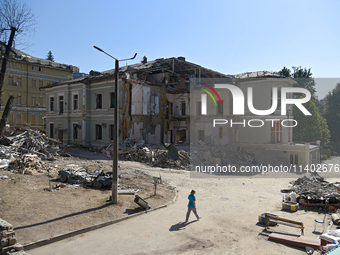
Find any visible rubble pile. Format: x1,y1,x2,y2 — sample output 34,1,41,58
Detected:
100,140,191,170
0,218,28,255
191,140,256,168
9,155,45,175
121,147,191,170
0,130,60,174
5,131,59,160
291,176,340,202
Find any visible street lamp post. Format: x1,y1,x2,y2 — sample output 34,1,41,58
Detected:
93,46,137,204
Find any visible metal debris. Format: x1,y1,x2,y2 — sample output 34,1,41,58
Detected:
0,129,61,174
291,176,340,203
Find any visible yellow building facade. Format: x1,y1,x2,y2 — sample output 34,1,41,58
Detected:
0,45,73,130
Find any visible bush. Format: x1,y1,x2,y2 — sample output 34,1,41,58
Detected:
38,128,46,134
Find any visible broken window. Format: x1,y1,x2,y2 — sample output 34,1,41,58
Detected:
96,124,102,140
150,124,156,135
50,97,54,111
59,96,64,114
290,154,298,165
109,124,114,140
73,94,78,110
181,102,186,116
196,102,202,115
110,92,115,108
73,124,78,140
49,123,54,138
150,95,159,115
270,120,282,143
96,94,102,109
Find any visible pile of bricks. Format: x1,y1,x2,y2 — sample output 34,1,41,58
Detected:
0,218,28,255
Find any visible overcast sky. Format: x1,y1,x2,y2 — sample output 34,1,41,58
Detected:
16,0,340,99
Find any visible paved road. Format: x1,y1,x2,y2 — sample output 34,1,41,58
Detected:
28,157,340,255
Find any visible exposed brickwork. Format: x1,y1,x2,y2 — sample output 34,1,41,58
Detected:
0,219,28,255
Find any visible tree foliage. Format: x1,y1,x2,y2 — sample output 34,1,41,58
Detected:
293,96,330,147
325,83,340,145
46,50,54,62
279,66,316,97
279,66,330,147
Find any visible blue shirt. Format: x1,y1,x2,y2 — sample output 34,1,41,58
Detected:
188,194,196,208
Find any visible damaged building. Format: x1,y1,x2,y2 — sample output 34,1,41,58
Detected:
42,57,320,167
190,71,320,167
41,57,229,146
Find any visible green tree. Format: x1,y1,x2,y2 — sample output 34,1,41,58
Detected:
325,83,340,147
46,50,54,62
293,96,330,147
279,66,316,97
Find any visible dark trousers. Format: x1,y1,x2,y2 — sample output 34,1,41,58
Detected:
186,207,199,221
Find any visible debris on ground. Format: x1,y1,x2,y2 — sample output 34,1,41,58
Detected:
268,233,320,250
134,195,151,210
191,140,256,169
0,218,28,255
289,175,340,204
99,139,191,170
58,167,119,189
98,139,256,171
0,129,61,175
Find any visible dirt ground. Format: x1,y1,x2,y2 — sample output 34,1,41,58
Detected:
27,155,340,255
0,152,176,245
3,147,340,254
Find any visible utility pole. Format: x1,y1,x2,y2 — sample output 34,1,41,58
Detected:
93,46,136,204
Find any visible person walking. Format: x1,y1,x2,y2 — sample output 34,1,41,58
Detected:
185,190,201,222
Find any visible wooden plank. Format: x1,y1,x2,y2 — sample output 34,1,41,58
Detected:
268,233,320,250
265,213,304,235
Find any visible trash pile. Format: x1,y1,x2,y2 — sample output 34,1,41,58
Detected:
191,140,256,168
100,139,191,170
0,130,61,174
98,139,257,171
0,218,28,254
290,175,340,203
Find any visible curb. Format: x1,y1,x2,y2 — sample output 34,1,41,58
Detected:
24,188,178,251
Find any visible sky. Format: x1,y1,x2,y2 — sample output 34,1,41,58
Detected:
11,0,340,99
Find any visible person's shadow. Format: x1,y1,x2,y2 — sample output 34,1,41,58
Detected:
169,221,197,231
